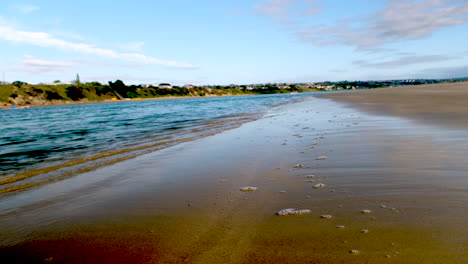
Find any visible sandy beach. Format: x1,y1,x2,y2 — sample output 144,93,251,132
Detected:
1,83,468,263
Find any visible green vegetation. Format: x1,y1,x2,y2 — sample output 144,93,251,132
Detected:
1,77,466,107
0,80,306,107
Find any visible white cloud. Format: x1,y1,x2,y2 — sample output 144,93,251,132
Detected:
11,3,40,14
11,55,75,73
0,19,197,69
119,41,145,52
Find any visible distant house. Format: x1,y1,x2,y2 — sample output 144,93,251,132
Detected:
159,83,172,89
42,81,73,86
183,84,194,89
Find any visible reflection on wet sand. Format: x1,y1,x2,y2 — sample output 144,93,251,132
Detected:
1,85,468,263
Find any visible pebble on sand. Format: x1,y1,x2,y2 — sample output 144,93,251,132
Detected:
316,156,328,160
361,209,372,214
293,164,304,168
320,214,333,219
240,187,258,192
350,250,360,254
276,208,311,216
313,183,326,189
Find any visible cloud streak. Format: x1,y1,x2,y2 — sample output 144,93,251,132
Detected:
353,55,456,68
255,0,321,25
259,0,468,50
0,19,196,69
11,4,40,14
11,55,75,73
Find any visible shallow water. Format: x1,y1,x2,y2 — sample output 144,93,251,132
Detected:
0,94,315,179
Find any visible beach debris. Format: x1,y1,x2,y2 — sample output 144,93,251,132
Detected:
313,183,326,189
350,249,360,254
305,174,316,178
293,164,304,168
240,187,258,192
320,214,333,219
361,229,369,234
315,156,328,160
361,209,372,214
43,257,54,263
336,225,345,229
276,208,311,216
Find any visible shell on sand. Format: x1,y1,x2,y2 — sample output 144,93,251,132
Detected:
316,156,328,160
276,208,311,216
350,250,360,254
240,187,258,192
293,164,304,168
320,214,333,219
361,229,369,233
361,209,372,214
313,183,326,189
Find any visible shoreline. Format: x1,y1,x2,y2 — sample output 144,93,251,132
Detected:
1,87,467,263
1,94,252,109
1,90,321,109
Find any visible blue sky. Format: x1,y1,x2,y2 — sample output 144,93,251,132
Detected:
0,0,467,85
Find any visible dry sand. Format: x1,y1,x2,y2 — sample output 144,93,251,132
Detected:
1,84,468,263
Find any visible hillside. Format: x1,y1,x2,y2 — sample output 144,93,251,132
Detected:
0,81,302,108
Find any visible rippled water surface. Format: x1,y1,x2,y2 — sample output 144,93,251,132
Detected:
0,94,313,177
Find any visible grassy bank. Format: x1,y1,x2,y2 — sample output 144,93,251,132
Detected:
0,81,315,108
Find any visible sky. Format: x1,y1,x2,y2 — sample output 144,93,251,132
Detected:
0,0,467,85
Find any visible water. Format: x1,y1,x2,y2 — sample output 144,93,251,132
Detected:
0,93,313,180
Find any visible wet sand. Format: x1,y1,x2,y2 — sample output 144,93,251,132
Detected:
320,82,468,129
1,86,468,263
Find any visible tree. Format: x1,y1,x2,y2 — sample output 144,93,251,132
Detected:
66,86,85,101
73,74,81,85
12,81,26,87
